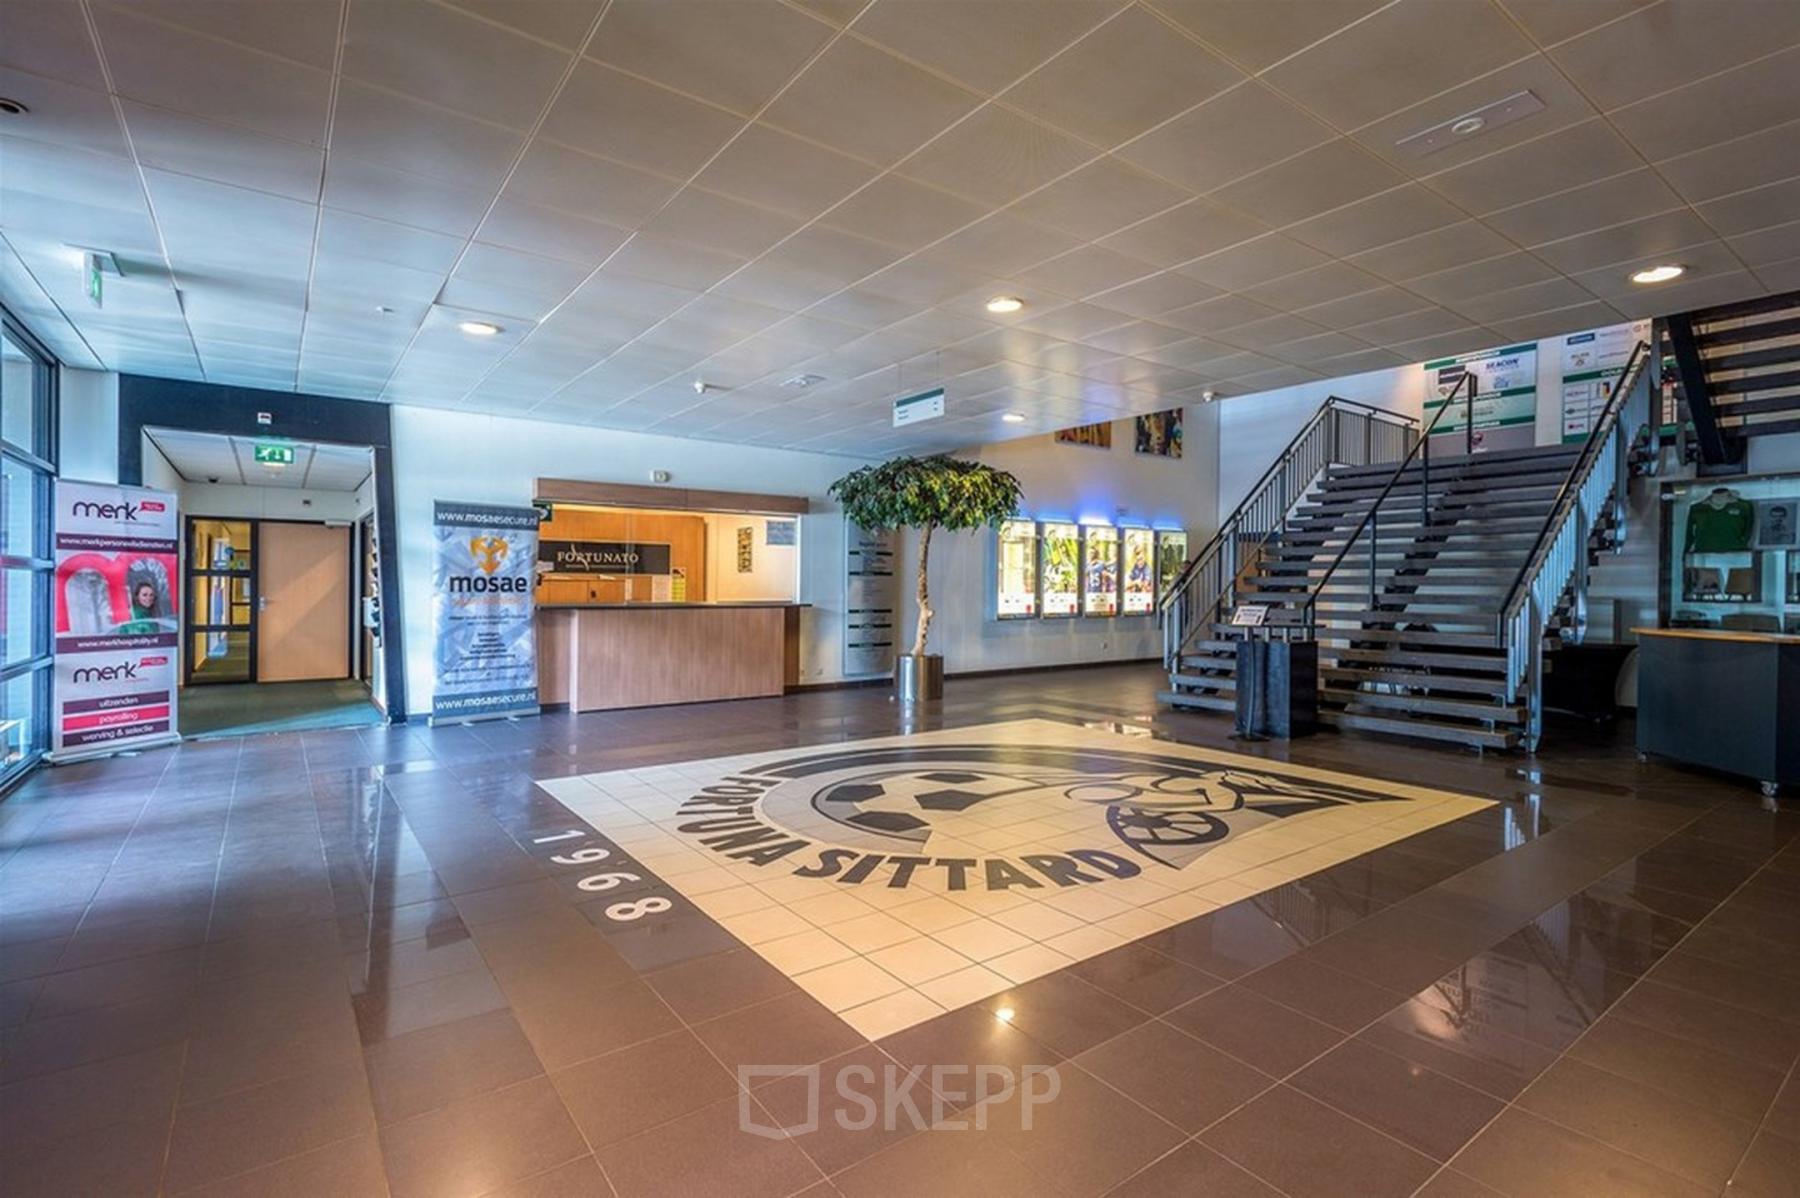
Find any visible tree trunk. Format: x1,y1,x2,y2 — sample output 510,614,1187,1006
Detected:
912,523,934,657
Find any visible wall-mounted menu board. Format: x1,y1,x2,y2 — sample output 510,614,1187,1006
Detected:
1156,530,1188,603
997,519,1038,618
845,524,897,677
1122,528,1155,615
1083,525,1120,616
1040,522,1080,617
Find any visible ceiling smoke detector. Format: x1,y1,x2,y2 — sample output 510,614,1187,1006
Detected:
781,373,826,388
985,295,1025,314
1202,390,1218,403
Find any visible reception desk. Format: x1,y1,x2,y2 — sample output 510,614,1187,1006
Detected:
1634,627,1800,796
538,603,806,712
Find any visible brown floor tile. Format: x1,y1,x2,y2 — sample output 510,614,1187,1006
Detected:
693,990,863,1076
1200,1084,1438,1198
550,1028,737,1148
830,1120,1047,1198
163,1059,377,1193
1240,954,1409,1031
983,1063,1186,1197
27,945,205,1021
0,1040,185,1151
353,963,508,1044
1164,984,1344,1077
1291,1037,1503,1161
0,1114,168,1197
1515,1057,1761,1189
1358,996,1561,1101
178,1132,389,1198
974,972,1151,1058
1149,904,1301,979
1074,1019,1272,1132
644,946,797,1022
480,1155,611,1198
1566,1014,1788,1124
1610,978,1800,1068
751,1043,935,1175
1452,1107,1714,1198
181,1003,363,1105
1728,1130,1800,1198
365,1007,546,1125
0,992,193,1083
344,930,485,994
594,1093,823,1198
1649,947,1800,1021
879,1004,1065,1081
378,1075,588,1198
1107,1141,1280,1196
502,969,682,1071
1066,940,1222,1013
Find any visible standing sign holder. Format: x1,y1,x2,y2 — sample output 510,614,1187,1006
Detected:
428,501,542,725
49,479,183,761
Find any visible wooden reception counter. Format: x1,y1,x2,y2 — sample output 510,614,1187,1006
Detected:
537,602,806,712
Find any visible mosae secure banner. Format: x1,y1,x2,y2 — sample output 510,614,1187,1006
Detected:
50,480,182,760
430,500,541,725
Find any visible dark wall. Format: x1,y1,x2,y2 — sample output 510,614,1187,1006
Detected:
117,375,409,721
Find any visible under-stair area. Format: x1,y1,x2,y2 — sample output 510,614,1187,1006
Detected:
1160,341,1656,753
1666,289,1800,466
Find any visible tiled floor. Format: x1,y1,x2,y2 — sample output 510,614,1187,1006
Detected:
1,664,1796,1197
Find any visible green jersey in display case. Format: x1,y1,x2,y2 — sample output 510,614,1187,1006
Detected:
996,519,1038,618
1122,528,1155,615
1155,530,1187,603
1040,522,1080,617
1685,489,1754,553
1663,476,1800,632
1083,525,1120,616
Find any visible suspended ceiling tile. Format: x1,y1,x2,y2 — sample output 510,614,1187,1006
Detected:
761,37,982,167
587,0,835,115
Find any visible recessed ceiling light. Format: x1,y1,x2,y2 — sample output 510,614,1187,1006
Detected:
1001,412,1026,423
1630,264,1685,285
0,98,28,116
1450,116,1487,136
458,319,501,336
985,295,1025,314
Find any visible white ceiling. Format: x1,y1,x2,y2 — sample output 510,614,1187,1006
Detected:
4,1,1799,457
145,426,374,490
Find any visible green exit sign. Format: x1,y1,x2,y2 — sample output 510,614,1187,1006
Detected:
254,443,295,465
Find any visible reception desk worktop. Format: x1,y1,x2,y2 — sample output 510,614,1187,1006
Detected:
538,602,807,712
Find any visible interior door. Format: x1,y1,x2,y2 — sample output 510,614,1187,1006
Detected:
257,522,351,683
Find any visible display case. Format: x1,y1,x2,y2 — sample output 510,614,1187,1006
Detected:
996,519,1038,619
1083,524,1120,616
1661,476,1800,634
1040,522,1080,617
1122,528,1155,615
1155,530,1188,605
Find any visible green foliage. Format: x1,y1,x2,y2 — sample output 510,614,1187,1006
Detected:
828,454,1023,535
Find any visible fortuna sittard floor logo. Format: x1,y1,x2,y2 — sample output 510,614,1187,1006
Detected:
666,742,1407,893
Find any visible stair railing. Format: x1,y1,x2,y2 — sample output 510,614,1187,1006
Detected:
1159,397,1416,669
1300,372,1479,628
1499,339,1651,751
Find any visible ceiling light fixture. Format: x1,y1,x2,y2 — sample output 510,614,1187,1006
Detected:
1202,390,1218,403
1449,116,1487,136
1002,412,1026,423
985,295,1025,314
0,98,28,116
1630,264,1685,285
457,319,501,336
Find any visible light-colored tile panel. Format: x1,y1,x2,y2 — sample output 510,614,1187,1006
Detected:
763,36,982,166
587,0,834,115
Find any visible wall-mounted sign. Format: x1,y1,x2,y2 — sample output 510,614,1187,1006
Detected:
253,443,294,465
1230,604,1269,627
996,519,1038,618
1560,319,1650,444
1039,522,1081,617
1083,525,1120,616
1425,342,1537,446
1122,528,1155,614
766,519,797,546
1155,530,1188,604
845,524,897,676
1055,421,1113,449
892,387,945,427
1134,409,1183,458
736,526,754,572
538,539,672,575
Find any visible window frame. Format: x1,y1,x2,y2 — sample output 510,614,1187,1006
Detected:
1,307,60,792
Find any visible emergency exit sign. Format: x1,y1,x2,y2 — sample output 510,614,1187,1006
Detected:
254,443,295,465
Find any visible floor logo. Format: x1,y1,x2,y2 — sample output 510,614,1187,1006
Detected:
670,743,1406,892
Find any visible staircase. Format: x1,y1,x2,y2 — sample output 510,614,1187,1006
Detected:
1666,288,1800,467
1161,342,1654,752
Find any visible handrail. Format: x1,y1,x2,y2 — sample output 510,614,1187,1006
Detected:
1498,340,1651,625
1157,396,1416,670
1300,371,1478,626
1157,398,1416,609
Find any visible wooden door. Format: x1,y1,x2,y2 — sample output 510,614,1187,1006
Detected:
257,522,351,682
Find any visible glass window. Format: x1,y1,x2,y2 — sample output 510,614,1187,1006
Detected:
3,566,36,666
1040,522,1080,617
1083,525,1120,616
1663,478,1800,635
1122,529,1155,615
996,519,1037,618
2,668,40,771
2,454,44,560
1,330,35,455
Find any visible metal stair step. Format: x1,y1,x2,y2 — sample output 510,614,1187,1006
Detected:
1328,646,1508,672
1320,666,1510,697
1322,709,1519,750
1310,626,1501,649
1160,690,1236,713
1695,312,1800,349
1322,685,1524,722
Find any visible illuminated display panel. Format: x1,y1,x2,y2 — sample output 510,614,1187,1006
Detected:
1156,531,1188,603
1083,525,1120,616
1040,522,1080,617
1122,528,1155,614
996,519,1038,618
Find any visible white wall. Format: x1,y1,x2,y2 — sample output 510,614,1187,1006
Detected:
389,405,866,714
140,432,369,520
705,513,800,602
904,405,1221,673
58,367,119,484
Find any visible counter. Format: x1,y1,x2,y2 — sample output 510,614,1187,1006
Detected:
1633,627,1800,796
538,603,807,712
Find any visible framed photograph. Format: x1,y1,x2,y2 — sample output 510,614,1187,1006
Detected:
1134,408,1184,458
736,525,754,573
1054,421,1112,449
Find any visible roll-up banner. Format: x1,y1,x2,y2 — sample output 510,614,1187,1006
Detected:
50,480,182,761
430,500,541,725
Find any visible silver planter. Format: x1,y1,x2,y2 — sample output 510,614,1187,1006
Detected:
894,654,944,702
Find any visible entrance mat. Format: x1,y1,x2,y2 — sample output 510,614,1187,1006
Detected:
536,719,1490,1039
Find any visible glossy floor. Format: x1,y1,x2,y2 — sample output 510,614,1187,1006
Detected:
1,665,1796,1198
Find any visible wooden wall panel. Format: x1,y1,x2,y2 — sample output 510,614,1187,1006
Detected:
537,609,571,705
536,509,707,601
565,607,789,711
536,479,808,515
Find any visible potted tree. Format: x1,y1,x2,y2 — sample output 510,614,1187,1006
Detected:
830,454,1023,701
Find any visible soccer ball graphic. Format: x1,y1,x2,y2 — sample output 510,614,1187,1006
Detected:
817,769,1046,843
